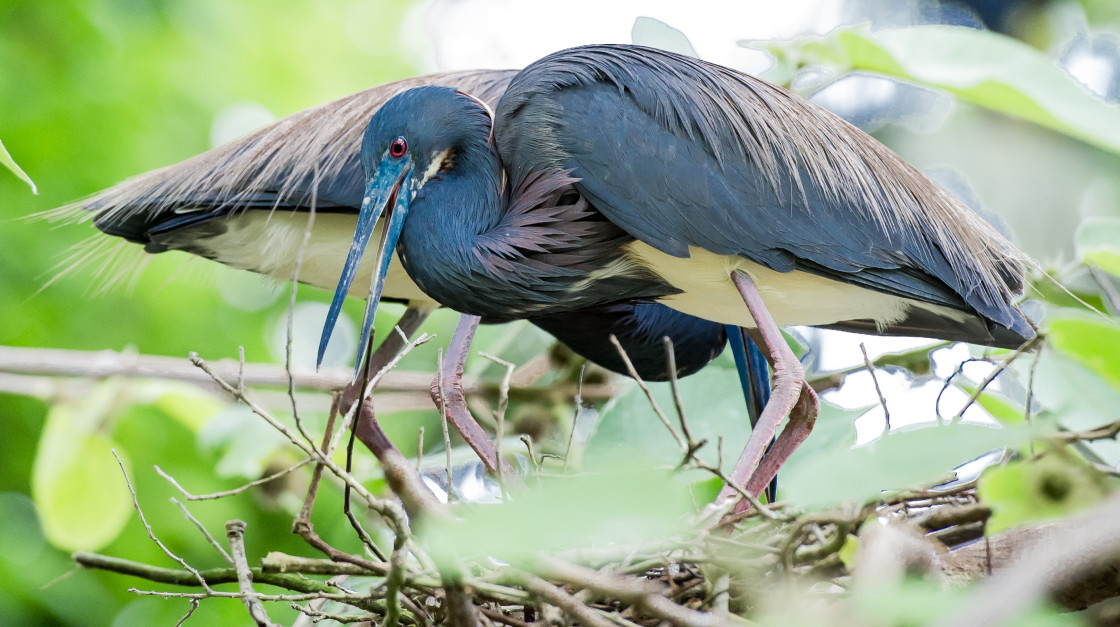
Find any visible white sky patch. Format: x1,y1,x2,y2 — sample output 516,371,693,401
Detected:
407,0,846,74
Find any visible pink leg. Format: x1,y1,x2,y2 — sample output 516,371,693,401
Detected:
717,272,819,508
341,306,431,416
430,314,515,476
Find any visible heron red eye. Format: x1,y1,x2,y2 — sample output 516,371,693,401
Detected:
389,136,407,158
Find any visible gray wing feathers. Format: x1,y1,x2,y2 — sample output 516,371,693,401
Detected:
78,70,517,233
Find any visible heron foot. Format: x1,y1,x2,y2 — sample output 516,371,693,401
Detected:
429,314,516,477
719,271,819,511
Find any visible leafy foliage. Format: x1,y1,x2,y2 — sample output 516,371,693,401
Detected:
3,5,1120,626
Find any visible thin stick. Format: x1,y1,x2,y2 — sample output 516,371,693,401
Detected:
564,364,587,471
609,335,684,450
479,352,515,494
953,337,1039,422
112,449,213,593
156,460,312,501
516,574,614,627
436,349,454,501
285,162,319,449
170,497,233,565
860,343,891,431
189,354,410,536
663,337,694,444
227,520,274,626
416,427,425,473
174,599,200,627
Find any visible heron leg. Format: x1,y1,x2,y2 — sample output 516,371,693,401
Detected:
430,313,516,476
719,271,819,507
340,305,432,416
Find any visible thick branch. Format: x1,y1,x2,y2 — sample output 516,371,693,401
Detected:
72,552,382,613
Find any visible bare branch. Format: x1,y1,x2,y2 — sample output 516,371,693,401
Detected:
170,497,233,565
479,352,515,494
226,520,274,626
112,449,213,593
156,460,313,501
860,343,890,431
609,335,684,450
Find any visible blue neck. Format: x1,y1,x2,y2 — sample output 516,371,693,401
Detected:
396,139,507,313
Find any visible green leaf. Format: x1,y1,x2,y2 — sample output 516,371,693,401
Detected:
978,454,1109,534
749,25,1120,155
0,138,37,194
146,381,226,433
420,470,693,565
1046,313,1120,390
631,16,699,58
1076,216,1120,278
782,422,1025,508
955,380,1025,425
587,368,753,472
31,384,132,551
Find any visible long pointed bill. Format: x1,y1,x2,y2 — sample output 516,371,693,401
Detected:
317,157,411,373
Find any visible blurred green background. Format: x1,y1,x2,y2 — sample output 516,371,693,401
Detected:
0,2,423,624
3,1,1120,625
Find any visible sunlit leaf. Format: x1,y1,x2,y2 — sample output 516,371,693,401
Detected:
0,138,37,194
978,454,1109,534
588,368,753,472
421,470,693,565
783,422,1024,508
146,381,226,433
1033,342,1120,467
1046,313,1120,390
749,25,1120,155
956,381,1025,425
631,16,699,58
1075,216,1120,278
31,384,132,551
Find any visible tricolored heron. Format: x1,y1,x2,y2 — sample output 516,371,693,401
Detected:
324,44,1034,504
72,68,770,482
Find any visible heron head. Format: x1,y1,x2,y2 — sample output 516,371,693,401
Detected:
317,86,494,374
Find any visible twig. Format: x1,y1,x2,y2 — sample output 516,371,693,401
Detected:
174,599,200,627
479,352,515,494
931,493,1120,626
170,497,233,564
477,607,531,627
73,552,381,611
565,364,587,471
663,338,694,444
156,460,313,501
331,331,435,458
515,573,614,627
1089,265,1120,313
435,349,454,501
344,333,390,562
1049,418,1120,443
935,357,989,424
534,557,742,627
285,166,319,450
295,394,339,530
291,603,376,624
112,449,213,593
860,343,890,431
0,345,467,393
227,519,274,626
384,534,408,627
609,335,684,450
188,352,409,536
952,337,1040,422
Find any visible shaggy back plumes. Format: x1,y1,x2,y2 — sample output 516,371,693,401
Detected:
497,45,1029,331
